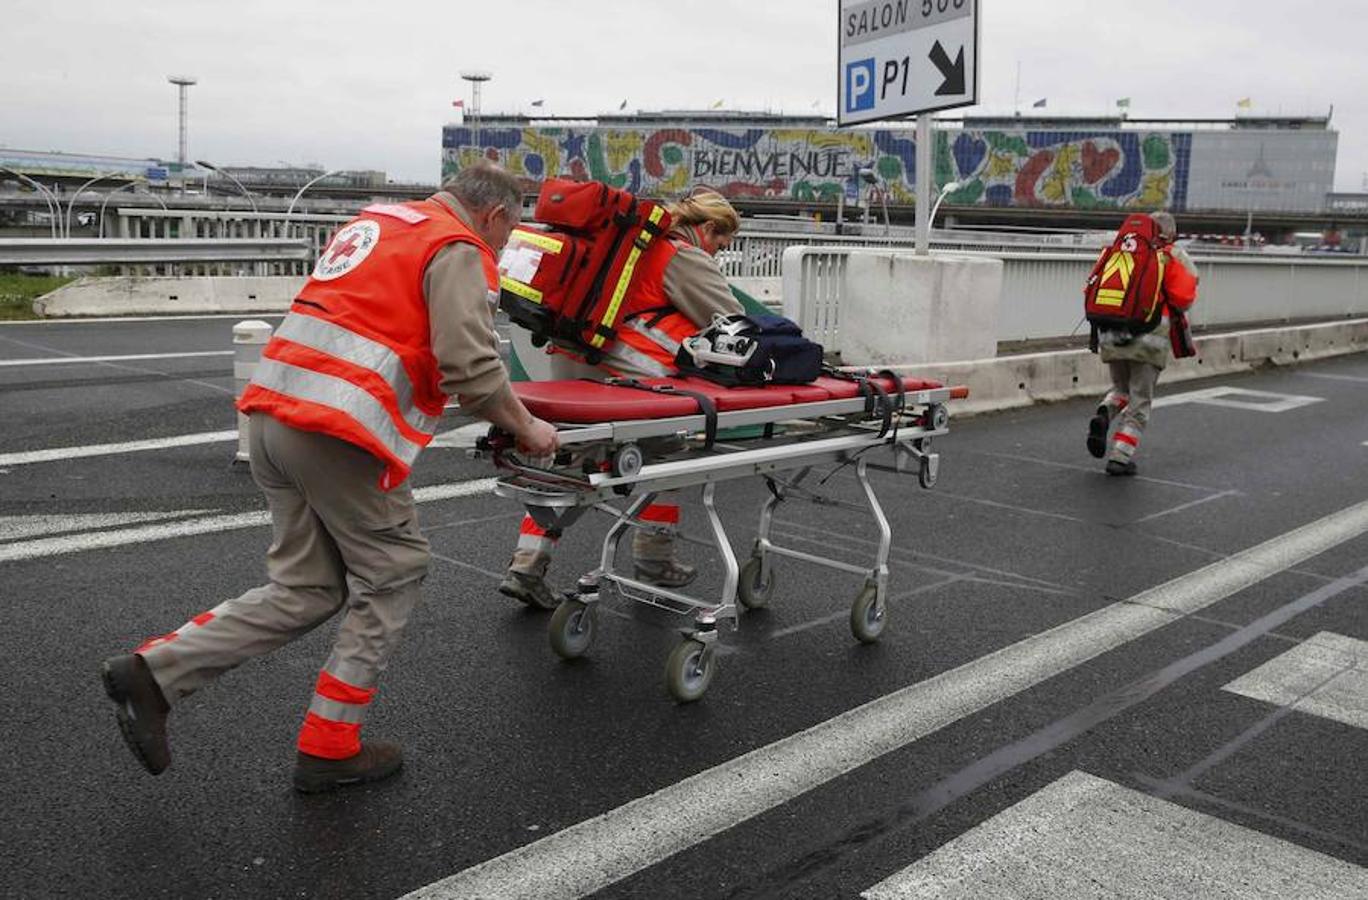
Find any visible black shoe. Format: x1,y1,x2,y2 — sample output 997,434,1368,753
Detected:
293,740,403,794
1105,459,1138,477
1086,407,1110,459
498,570,560,610
101,654,171,775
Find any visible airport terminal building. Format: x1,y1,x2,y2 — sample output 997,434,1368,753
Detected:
441,111,1338,215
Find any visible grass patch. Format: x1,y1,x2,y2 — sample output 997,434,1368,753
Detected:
0,273,75,320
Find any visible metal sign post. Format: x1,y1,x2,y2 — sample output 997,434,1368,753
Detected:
837,0,980,254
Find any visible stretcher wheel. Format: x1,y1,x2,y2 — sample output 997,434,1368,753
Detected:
549,599,596,659
611,443,644,479
928,403,949,431
917,455,936,489
664,638,716,702
530,334,548,349
736,557,775,610
850,583,885,644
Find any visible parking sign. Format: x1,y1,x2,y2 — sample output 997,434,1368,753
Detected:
837,0,980,125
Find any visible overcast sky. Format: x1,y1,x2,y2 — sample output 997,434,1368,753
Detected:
3,0,1364,190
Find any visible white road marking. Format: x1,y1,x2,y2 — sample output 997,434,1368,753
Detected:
1134,489,1239,524
1223,631,1368,731
0,430,238,466
403,496,1368,900
1156,385,1324,412
0,350,232,368
0,511,212,542
0,478,497,563
1298,371,1368,384
861,771,1368,899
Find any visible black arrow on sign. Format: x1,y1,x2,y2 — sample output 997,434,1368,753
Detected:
929,41,965,96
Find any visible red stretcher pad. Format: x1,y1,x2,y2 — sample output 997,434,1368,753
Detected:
512,375,949,424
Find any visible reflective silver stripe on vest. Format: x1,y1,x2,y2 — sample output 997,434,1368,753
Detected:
251,358,424,466
601,338,673,379
275,314,441,436
625,318,683,355
308,694,368,725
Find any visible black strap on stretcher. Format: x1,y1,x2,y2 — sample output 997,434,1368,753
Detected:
601,378,719,449
821,366,907,440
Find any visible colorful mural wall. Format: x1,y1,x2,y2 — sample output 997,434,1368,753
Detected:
442,124,1194,211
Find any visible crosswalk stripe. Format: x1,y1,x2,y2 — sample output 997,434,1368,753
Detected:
862,771,1368,899
402,496,1368,900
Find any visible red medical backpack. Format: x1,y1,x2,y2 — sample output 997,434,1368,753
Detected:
499,179,672,365
1083,214,1167,334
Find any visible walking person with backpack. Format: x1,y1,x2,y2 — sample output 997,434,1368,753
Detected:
498,187,744,609
1083,210,1199,475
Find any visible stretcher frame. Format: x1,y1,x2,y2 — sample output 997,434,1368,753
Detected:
485,383,954,702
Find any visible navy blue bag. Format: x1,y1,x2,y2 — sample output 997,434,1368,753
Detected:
674,313,825,387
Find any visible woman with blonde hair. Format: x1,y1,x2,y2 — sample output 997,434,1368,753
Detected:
499,186,745,609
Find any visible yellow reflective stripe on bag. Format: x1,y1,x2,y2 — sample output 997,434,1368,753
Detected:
591,206,667,349
500,276,543,304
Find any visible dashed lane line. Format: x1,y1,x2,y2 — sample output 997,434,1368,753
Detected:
0,478,498,563
403,495,1368,900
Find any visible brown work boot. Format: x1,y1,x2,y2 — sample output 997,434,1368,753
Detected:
1106,459,1138,477
499,550,560,610
101,653,171,775
633,558,698,588
292,740,404,794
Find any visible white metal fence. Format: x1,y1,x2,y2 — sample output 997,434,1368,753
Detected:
782,246,1368,352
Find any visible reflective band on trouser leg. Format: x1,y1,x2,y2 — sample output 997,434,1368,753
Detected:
517,514,558,553
135,606,222,654
1102,392,1129,415
297,670,376,759
1110,426,1141,463
639,503,680,526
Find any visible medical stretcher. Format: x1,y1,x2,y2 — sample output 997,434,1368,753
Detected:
476,371,967,702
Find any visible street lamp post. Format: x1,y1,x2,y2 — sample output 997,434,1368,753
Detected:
66,172,123,238
460,70,492,151
858,167,891,237
195,160,258,213
0,167,62,238
284,168,344,236
929,181,962,233
97,183,137,239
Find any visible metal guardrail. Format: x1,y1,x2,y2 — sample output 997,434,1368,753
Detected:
0,238,312,266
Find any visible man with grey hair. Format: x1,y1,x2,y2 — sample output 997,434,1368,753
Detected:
1087,210,1199,475
101,160,558,792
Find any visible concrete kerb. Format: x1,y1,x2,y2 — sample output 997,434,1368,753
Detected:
33,275,305,317
877,318,1368,417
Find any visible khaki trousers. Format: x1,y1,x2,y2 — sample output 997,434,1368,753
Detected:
141,413,430,705
1101,360,1161,463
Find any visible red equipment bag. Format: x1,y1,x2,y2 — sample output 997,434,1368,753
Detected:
1083,213,1168,337
498,178,672,365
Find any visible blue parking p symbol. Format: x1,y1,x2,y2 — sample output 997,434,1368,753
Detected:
846,58,876,113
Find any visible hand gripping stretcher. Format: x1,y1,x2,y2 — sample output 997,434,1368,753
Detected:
476,371,968,701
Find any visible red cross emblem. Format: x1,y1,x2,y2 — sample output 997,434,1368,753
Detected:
326,231,364,265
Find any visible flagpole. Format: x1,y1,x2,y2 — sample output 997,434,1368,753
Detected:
1014,61,1021,116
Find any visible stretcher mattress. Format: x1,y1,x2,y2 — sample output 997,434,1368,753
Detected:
512,375,949,424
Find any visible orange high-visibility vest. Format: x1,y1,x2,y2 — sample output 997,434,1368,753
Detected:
239,199,498,489
609,237,701,375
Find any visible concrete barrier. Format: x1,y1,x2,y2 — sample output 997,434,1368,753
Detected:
876,318,1368,416
839,253,1003,366
34,275,302,317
